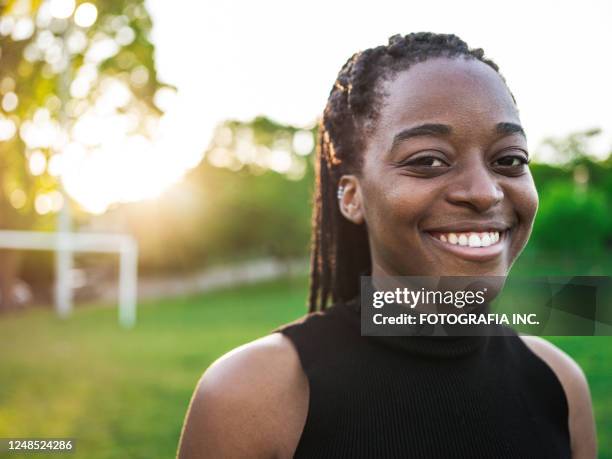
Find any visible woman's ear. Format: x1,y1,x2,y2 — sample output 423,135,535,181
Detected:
337,175,365,224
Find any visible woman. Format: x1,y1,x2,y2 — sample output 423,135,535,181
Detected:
178,32,597,458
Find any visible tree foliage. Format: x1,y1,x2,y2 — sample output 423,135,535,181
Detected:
0,0,167,230
116,117,316,273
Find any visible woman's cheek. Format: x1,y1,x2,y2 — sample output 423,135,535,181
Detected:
507,176,539,256
520,176,539,228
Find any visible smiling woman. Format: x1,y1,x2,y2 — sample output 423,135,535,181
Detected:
335,56,538,279
177,32,597,459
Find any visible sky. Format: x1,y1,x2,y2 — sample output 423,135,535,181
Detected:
147,0,612,166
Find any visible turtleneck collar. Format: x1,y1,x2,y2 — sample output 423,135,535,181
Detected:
341,295,491,359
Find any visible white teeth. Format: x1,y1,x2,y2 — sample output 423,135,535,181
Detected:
468,234,481,247
434,230,503,247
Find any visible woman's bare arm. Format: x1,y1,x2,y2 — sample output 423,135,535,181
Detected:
521,336,597,459
177,333,309,459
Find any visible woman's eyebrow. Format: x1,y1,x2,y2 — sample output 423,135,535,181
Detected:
390,123,452,150
390,122,526,151
496,122,526,139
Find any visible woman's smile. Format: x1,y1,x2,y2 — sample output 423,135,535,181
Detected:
423,226,512,263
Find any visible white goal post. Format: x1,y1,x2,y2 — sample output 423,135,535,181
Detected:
0,230,138,328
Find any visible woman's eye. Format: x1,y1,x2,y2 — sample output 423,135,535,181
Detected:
405,156,448,167
494,155,530,167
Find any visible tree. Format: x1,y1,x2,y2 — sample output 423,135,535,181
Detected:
0,0,168,310
111,116,317,274
528,129,612,256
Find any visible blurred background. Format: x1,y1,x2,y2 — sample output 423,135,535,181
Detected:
0,0,611,458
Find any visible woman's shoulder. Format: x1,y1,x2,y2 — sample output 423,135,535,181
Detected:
518,335,590,406
519,336,597,458
177,333,308,459
518,336,586,382
275,301,357,334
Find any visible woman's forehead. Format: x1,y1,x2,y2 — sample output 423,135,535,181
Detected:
376,57,519,132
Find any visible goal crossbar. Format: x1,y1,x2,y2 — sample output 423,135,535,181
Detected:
0,230,138,328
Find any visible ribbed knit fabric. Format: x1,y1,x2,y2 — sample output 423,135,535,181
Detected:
273,298,571,459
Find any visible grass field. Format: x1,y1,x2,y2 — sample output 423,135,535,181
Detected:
0,274,611,458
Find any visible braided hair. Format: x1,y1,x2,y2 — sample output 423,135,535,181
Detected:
308,32,515,312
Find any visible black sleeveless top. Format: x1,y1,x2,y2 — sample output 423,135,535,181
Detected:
273,298,571,459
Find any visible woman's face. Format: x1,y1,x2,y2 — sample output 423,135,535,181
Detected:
341,57,538,278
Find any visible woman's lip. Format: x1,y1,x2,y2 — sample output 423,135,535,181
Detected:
423,229,511,262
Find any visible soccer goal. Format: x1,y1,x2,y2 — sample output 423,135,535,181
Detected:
0,230,138,328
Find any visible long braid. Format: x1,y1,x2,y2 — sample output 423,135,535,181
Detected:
308,32,511,312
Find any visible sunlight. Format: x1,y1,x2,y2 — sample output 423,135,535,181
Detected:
59,131,189,214
73,3,97,28
49,0,75,20
56,93,207,214
14,74,201,215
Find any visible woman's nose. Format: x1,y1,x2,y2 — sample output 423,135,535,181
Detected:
445,162,504,212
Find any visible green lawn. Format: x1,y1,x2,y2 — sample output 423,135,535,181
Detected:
0,275,610,458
